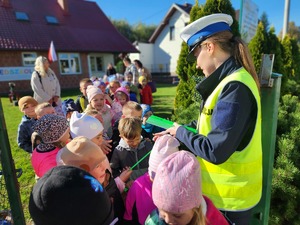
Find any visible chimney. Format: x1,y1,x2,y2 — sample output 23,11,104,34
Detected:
58,0,69,15
1,0,11,8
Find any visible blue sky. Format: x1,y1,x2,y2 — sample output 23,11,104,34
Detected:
95,0,299,35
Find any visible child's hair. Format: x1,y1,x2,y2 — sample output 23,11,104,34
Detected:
79,78,92,86
109,80,121,89
122,101,142,117
118,117,142,139
190,207,206,225
35,102,53,117
84,108,99,116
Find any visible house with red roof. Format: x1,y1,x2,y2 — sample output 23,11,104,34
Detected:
0,0,138,94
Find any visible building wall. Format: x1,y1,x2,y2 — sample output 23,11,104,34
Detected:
153,11,189,74
0,51,90,95
130,43,154,72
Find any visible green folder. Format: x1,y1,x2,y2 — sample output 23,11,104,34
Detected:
147,115,198,134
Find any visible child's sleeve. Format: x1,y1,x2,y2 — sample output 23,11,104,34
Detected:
17,122,33,153
110,150,122,178
123,183,140,225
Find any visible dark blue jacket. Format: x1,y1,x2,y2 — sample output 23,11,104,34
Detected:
176,57,257,164
17,115,36,153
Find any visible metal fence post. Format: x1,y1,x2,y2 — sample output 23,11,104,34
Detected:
251,73,282,225
0,98,26,225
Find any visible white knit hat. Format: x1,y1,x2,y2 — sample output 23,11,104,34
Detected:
70,111,103,140
86,85,103,103
148,134,180,180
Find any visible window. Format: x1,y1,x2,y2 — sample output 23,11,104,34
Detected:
22,52,37,66
15,12,29,21
45,16,59,24
59,53,81,75
170,26,175,41
90,56,103,73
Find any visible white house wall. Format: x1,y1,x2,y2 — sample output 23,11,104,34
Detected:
153,10,189,74
129,43,154,71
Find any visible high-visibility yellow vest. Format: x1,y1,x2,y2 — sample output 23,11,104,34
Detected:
197,68,262,211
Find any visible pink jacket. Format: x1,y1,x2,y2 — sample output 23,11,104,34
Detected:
31,147,60,177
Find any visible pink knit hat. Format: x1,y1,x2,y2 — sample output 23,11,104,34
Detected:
115,87,129,101
86,85,103,103
152,150,202,213
148,134,180,180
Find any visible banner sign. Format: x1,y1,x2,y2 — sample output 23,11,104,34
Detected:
0,67,34,81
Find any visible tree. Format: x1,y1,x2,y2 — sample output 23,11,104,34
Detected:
278,21,300,43
270,94,300,225
260,12,270,32
111,19,135,42
248,21,268,73
132,23,156,42
268,26,283,74
111,19,157,43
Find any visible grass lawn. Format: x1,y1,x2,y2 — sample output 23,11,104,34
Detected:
0,83,177,223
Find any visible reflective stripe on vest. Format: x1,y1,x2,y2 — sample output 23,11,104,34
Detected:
197,68,262,211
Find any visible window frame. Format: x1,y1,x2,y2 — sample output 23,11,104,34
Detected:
22,52,37,67
58,53,82,75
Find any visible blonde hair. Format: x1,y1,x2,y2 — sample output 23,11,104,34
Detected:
84,108,99,116
35,102,53,117
34,56,54,77
206,31,260,90
79,78,92,86
118,117,142,139
109,80,121,88
188,207,206,225
122,101,142,117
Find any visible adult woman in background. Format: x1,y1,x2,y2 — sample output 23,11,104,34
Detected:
155,13,262,225
31,56,63,116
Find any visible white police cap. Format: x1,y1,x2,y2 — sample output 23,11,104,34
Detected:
180,13,233,62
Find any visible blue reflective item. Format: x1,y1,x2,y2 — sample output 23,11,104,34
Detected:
84,175,103,192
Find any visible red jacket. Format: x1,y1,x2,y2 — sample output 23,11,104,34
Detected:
140,84,153,105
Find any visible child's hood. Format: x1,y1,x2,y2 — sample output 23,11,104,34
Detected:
118,137,145,151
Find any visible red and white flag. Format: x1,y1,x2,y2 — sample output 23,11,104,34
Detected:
48,41,57,63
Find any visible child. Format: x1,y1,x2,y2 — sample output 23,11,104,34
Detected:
108,80,121,101
29,166,115,225
121,81,138,103
140,104,164,139
110,117,153,181
138,75,153,105
124,135,180,225
86,85,113,138
111,101,152,152
61,98,78,120
17,96,38,153
145,151,229,225
107,86,130,125
125,72,140,102
69,111,104,146
34,102,56,119
75,78,93,113
58,136,130,224
94,80,107,94
31,114,70,177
